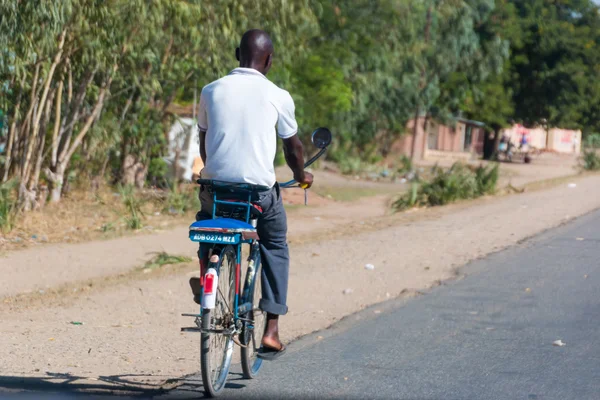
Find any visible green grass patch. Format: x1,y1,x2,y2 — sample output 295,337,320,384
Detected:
143,252,193,270
118,184,145,230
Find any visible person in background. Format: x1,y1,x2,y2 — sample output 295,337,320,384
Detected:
520,132,528,149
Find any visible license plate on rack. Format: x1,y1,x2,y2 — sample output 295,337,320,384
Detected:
189,232,240,244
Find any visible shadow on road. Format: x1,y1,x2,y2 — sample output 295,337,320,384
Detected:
0,372,173,398
0,371,251,399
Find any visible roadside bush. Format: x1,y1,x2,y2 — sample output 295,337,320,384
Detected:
393,163,499,211
338,156,364,175
474,163,499,196
398,155,414,175
165,185,199,215
584,133,600,149
422,164,477,206
148,158,169,187
118,184,145,229
394,181,420,210
582,149,600,171
0,180,19,233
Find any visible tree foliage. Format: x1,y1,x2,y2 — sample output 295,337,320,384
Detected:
1,0,600,209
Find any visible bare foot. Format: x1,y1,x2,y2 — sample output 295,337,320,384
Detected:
261,313,284,350
262,334,284,351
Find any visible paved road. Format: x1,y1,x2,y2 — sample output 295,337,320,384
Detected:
3,209,600,399
174,209,600,400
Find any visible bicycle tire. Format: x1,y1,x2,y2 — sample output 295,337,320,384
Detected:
240,253,266,379
201,245,236,397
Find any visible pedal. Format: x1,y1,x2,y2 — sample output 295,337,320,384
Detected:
233,337,248,348
181,326,233,335
181,313,202,318
181,327,202,333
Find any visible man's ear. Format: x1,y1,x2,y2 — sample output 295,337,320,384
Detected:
265,53,272,71
235,48,240,62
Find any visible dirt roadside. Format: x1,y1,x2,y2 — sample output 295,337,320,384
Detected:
1,171,598,387
0,194,390,299
0,153,579,299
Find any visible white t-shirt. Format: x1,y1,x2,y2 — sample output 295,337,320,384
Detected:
197,68,298,187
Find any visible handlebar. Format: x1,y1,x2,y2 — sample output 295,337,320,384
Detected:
279,147,328,188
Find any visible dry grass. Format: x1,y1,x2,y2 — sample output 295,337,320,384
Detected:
0,181,333,252
0,185,193,252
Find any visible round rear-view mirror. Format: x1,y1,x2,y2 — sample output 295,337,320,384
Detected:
311,127,332,149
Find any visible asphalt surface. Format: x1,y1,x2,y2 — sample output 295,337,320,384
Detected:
3,209,600,399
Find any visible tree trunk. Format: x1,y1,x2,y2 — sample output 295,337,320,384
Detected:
30,123,48,191
46,67,114,204
36,185,49,210
483,128,501,160
57,68,96,164
135,163,148,189
411,6,432,162
45,164,66,203
51,80,64,167
22,31,66,186
492,128,501,160
28,88,56,191
410,108,421,160
18,183,37,212
120,153,147,189
94,153,111,190
2,88,22,182
67,60,73,103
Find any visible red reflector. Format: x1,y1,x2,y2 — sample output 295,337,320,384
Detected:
204,273,215,294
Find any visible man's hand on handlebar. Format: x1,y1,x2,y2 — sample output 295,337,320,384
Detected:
295,171,314,189
283,135,312,187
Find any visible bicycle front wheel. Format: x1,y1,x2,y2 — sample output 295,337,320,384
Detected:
240,255,266,379
201,245,236,397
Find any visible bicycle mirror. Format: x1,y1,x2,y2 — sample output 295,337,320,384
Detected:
311,127,332,149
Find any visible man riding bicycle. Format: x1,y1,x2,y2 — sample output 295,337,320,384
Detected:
195,29,313,360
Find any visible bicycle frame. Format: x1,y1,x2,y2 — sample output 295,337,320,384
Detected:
183,248,260,334
184,185,262,334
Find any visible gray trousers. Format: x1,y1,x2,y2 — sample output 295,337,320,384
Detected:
197,185,290,315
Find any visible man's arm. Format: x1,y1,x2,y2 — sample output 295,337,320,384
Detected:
197,89,208,167
277,90,313,187
282,135,313,188
199,129,207,165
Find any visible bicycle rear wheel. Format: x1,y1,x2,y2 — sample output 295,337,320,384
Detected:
240,255,266,378
201,245,236,397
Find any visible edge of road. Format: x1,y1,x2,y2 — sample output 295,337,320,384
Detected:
279,205,600,358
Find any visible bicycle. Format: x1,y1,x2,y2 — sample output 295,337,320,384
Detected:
181,127,332,397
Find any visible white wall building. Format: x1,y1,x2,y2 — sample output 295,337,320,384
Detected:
164,118,203,181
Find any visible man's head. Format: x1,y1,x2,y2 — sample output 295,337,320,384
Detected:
236,29,274,75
